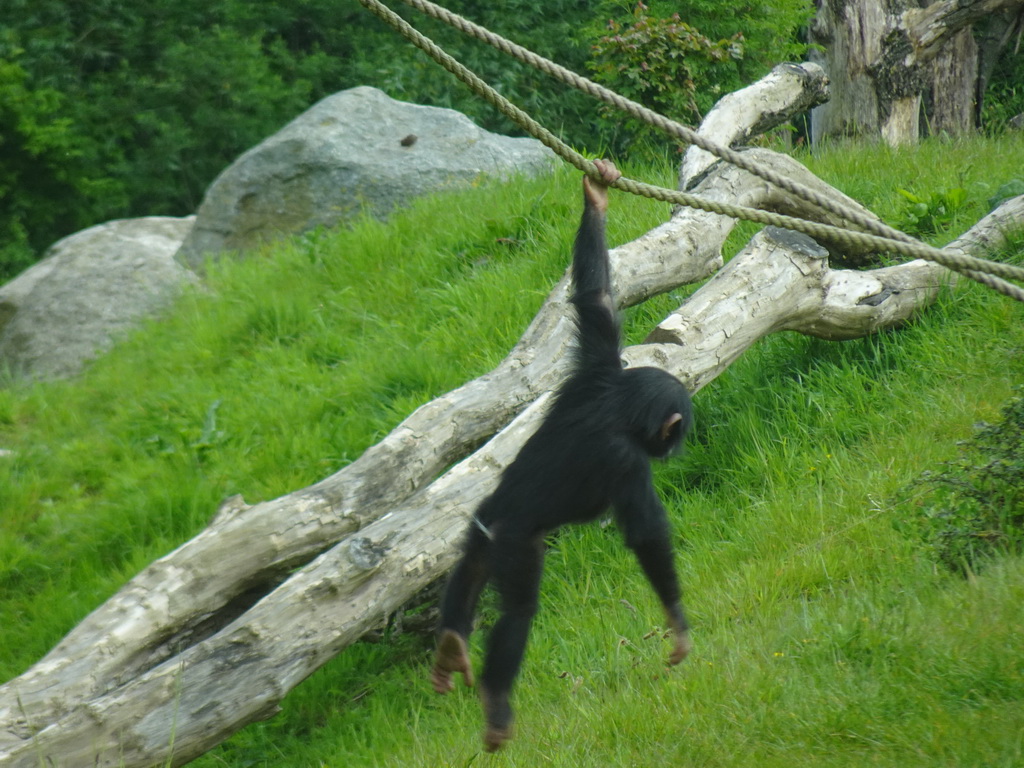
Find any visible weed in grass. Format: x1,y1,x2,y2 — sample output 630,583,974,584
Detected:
897,387,1024,574
896,185,968,237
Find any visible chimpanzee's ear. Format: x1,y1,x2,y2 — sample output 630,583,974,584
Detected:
660,412,683,442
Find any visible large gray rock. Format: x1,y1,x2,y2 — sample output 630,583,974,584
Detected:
0,216,196,381
175,86,555,269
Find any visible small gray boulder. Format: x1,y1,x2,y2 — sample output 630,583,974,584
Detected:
175,86,555,269
0,216,196,381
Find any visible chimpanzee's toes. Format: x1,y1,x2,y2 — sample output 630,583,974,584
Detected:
432,630,473,693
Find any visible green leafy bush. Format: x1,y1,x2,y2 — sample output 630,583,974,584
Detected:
0,1,319,279
900,389,1024,574
0,42,113,277
589,3,743,132
584,0,811,151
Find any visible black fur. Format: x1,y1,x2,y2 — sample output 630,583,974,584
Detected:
433,163,693,751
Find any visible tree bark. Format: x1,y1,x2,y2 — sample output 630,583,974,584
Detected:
927,27,978,134
1,62,1022,767
809,0,1024,145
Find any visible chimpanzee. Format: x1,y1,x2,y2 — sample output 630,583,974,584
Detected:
431,159,693,752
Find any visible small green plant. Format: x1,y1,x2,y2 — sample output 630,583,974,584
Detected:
895,186,968,236
989,178,1024,211
899,389,1024,574
588,2,743,139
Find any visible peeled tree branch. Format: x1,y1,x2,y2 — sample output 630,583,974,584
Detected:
1,62,1021,767
903,0,1024,61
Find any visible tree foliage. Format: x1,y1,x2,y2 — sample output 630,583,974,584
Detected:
0,0,319,278
0,0,816,279
588,2,746,145
3,0,1019,281
586,1,814,145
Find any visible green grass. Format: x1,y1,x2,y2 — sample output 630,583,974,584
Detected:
2,132,1024,766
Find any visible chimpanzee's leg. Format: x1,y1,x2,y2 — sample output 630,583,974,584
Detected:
432,525,491,694
479,532,545,752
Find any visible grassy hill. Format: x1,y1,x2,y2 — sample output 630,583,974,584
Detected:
1,133,1023,766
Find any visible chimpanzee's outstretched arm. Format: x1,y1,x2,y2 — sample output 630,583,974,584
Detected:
614,471,692,664
571,160,623,374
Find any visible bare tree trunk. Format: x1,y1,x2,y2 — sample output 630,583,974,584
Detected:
809,0,1024,144
927,27,978,135
809,0,899,143
0,62,1021,767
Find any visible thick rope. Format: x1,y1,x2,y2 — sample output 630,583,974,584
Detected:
357,0,1024,302
393,0,1024,290
397,0,894,238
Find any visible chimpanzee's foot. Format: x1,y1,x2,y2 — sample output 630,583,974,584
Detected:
431,629,473,694
480,685,514,752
